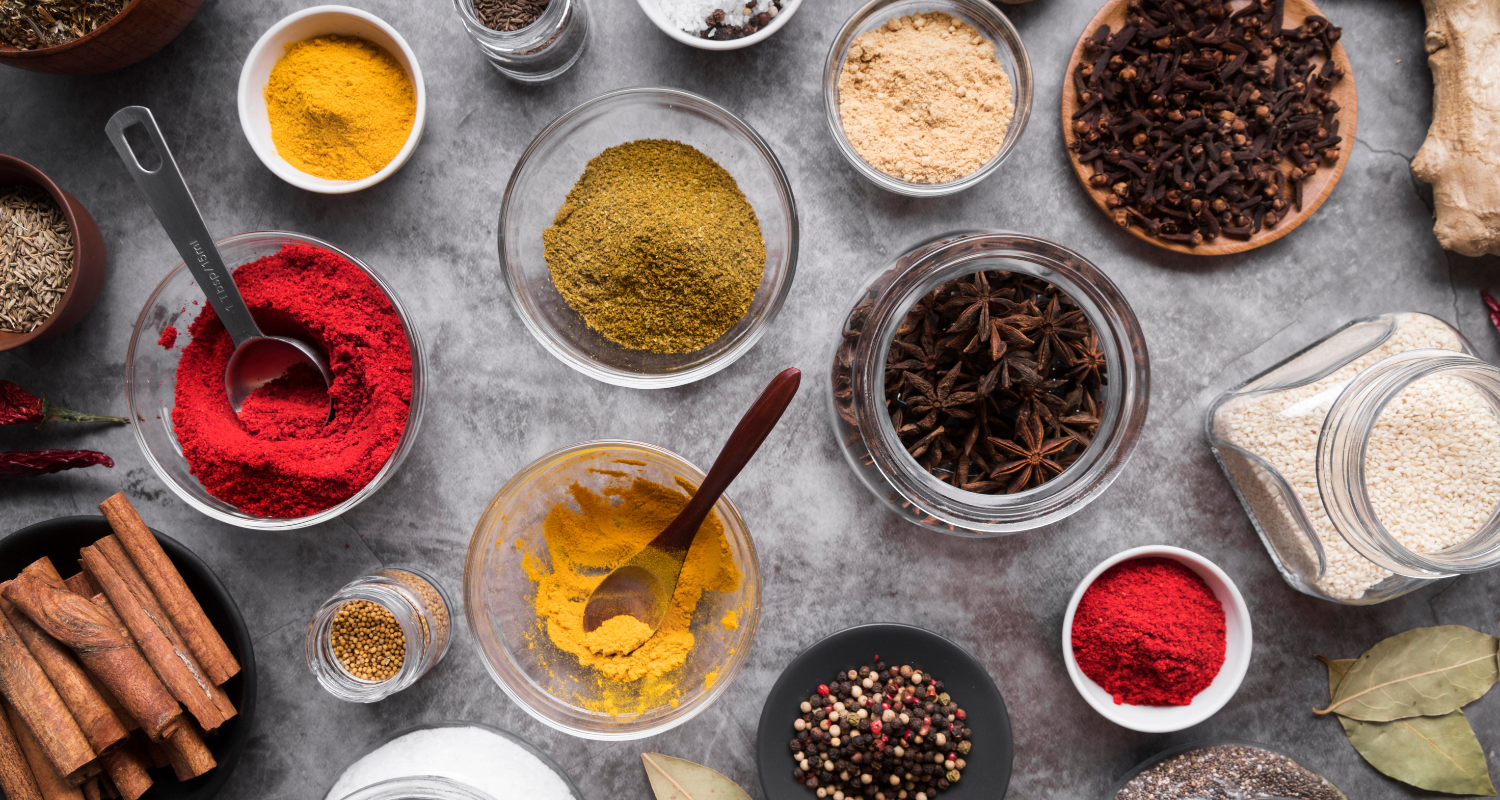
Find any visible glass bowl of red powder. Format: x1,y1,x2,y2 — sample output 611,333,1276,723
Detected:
1061,545,1252,734
125,231,424,529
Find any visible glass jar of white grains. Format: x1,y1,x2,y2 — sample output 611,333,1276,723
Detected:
1207,313,1500,604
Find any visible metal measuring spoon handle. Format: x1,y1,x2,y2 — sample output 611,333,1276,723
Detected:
105,106,263,348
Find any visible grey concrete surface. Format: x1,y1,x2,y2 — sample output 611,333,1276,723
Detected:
4,0,1498,797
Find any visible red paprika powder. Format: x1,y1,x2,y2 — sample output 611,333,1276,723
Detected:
173,244,412,518
1071,557,1226,706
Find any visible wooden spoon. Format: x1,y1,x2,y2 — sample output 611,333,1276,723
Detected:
580,368,801,650
1060,0,1358,256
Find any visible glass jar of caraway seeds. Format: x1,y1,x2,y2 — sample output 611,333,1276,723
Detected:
828,231,1150,536
1106,740,1346,800
452,0,589,83
1207,313,1500,605
306,566,454,702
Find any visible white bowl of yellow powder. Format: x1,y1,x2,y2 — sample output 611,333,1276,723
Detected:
824,0,1032,196
238,6,426,194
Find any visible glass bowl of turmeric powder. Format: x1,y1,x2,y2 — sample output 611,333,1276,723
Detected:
499,87,798,389
464,439,761,740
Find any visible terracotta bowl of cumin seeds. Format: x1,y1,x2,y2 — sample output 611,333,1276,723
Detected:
0,0,203,75
0,155,107,351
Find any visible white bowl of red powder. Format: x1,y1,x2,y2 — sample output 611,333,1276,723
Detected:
1061,546,1252,733
124,231,423,530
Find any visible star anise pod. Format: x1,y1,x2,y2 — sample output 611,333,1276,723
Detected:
1003,375,1071,431
1068,332,1106,390
905,364,979,423
888,314,946,375
989,413,1073,493
1033,296,1088,368
941,271,1013,333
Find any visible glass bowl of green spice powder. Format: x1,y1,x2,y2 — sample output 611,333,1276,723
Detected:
500,87,798,389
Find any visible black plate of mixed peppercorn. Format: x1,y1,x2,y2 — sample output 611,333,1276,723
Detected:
756,623,1012,800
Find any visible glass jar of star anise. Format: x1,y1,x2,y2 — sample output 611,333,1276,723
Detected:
829,232,1149,535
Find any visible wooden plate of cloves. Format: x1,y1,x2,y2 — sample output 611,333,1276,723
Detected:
1061,0,1357,256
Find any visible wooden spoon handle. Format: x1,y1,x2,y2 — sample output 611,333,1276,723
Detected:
653,368,801,552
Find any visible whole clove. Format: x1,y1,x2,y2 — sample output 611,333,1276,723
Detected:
1067,0,1347,245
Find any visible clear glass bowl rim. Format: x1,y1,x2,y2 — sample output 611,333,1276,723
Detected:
124,230,426,530
822,0,1034,197
463,438,762,739
325,721,585,800
497,86,799,389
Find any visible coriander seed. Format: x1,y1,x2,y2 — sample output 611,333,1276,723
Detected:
330,600,406,682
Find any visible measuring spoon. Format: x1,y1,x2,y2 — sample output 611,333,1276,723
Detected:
106,106,332,415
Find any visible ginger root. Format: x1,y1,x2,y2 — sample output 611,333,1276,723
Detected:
1412,0,1500,257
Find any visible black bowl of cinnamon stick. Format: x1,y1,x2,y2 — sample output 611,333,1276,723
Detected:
0,494,255,800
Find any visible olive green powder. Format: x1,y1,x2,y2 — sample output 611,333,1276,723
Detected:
543,139,767,353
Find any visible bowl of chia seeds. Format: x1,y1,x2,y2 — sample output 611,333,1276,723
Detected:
1106,741,1347,800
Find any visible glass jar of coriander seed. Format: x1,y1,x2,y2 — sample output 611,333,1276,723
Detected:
828,231,1150,536
452,0,589,83
1207,313,1500,605
306,566,454,702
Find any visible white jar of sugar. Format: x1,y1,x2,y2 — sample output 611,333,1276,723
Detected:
325,723,581,800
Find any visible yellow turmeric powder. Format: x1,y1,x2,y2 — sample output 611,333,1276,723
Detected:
264,35,416,181
583,615,655,656
521,476,742,714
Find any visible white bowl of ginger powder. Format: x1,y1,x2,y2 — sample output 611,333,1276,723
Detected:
238,6,427,194
824,0,1033,196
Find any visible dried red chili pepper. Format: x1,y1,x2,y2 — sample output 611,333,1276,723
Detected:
0,450,115,477
1483,290,1500,334
0,381,127,428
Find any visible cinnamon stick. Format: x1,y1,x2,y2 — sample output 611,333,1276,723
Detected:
63,573,100,601
80,778,101,800
159,723,214,782
93,538,236,725
54,577,138,736
0,597,127,756
0,695,43,800
81,547,234,733
99,494,240,685
0,599,95,782
98,774,118,800
1,577,182,742
3,699,84,800
97,742,150,800
19,559,64,588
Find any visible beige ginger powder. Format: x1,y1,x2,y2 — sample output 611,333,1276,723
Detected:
838,12,1015,184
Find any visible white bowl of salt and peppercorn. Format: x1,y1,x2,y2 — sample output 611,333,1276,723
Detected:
636,0,801,49
1061,545,1252,734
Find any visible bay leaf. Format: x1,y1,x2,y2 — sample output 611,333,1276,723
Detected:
1341,710,1496,796
641,753,754,800
1316,625,1498,721
1317,655,1356,697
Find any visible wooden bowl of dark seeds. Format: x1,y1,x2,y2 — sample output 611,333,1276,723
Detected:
0,0,203,74
1061,0,1357,256
0,155,108,351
